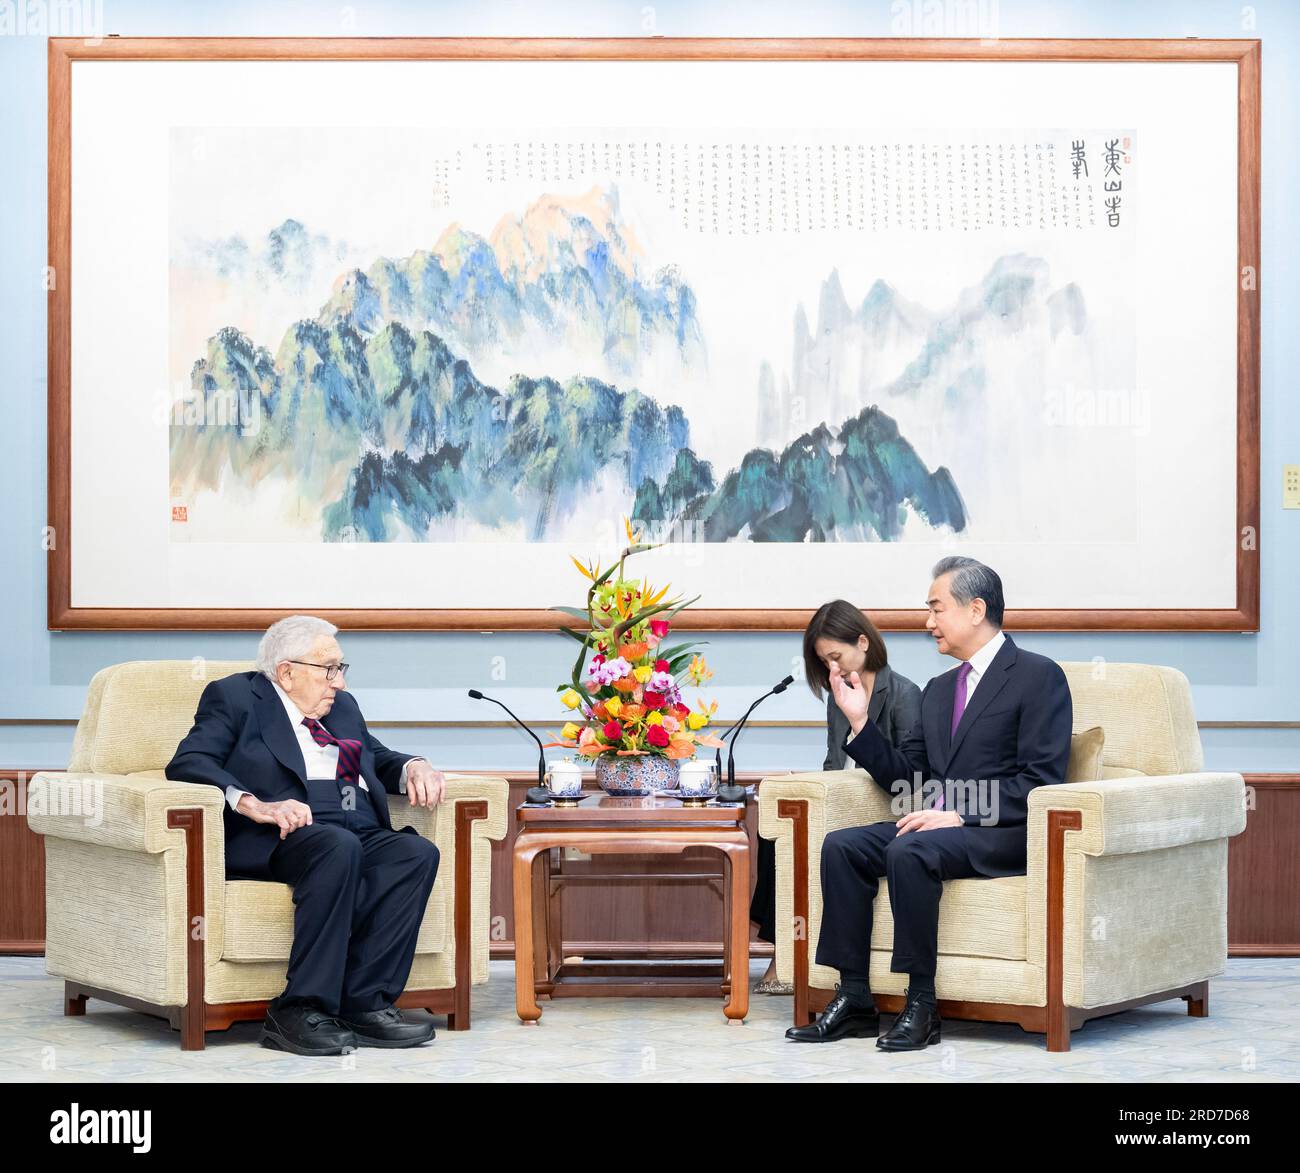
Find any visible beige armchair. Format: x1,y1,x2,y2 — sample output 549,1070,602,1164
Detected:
27,660,508,1050
758,662,1246,1050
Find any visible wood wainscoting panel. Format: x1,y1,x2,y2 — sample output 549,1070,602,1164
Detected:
4,768,1296,956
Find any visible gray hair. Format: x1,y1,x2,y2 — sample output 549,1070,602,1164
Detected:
931,556,1004,627
256,615,339,680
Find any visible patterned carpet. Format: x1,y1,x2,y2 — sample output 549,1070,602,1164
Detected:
0,957,1295,1082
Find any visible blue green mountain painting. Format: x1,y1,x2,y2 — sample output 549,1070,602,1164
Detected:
169,184,971,543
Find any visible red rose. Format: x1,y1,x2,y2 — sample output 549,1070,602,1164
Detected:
643,691,665,709
653,658,670,672
673,703,690,719
650,619,671,637
646,724,670,748
602,720,623,741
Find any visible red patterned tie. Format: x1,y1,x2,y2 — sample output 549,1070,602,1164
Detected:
301,717,363,790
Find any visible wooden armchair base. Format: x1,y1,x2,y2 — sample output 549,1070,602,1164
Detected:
59,800,489,1051
800,978,1209,1051
64,980,470,1050
779,798,1215,1052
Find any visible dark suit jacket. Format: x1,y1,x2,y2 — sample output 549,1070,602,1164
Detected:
823,663,922,771
165,671,417,880
843,634,1072,878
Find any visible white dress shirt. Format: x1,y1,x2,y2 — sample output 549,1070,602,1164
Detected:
959,629,1006,703
225,680,421,813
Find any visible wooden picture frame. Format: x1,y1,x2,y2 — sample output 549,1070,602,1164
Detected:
47,36,1261,631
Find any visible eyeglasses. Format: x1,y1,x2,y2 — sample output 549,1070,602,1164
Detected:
287,660,350,681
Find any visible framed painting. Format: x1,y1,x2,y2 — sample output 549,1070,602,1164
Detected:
47,37,1260,630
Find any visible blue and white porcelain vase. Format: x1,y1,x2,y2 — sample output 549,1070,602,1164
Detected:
595,754,680,796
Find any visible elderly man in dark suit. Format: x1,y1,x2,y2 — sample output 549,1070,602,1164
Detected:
166,615,449,1056
787,557,1073,1050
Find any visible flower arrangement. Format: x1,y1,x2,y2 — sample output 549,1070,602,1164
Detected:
547,517,724,764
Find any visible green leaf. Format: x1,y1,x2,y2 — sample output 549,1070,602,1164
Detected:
660,595,701,622
612,594,699,642
657,640,704,662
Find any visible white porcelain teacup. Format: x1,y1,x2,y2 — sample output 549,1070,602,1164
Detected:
677,758,719,798
544,758,584,798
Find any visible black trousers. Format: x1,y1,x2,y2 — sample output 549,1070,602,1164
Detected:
815,820,980,979
266,778,440,1016
750,835,777,944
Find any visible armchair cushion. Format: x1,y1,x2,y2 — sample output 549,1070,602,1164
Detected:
1066,726,1106,783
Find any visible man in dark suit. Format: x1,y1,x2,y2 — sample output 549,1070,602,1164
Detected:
787,557,1072,1051
166,615,449,1056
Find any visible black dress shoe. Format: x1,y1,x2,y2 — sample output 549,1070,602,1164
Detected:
876,992,941,1051
260,1001,357,1056
337,1006,436,1048
785,988,880,1042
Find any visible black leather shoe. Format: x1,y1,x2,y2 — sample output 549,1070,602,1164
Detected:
876,991,941,1051
260,1001,357,1056
785,988,880,1042
337,1006,436,1048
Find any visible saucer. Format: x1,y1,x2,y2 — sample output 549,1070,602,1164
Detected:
659,788,718,805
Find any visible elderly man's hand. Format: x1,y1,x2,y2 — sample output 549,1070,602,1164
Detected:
238,795,313,839
406,760,447,808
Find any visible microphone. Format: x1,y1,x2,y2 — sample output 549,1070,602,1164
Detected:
468,689,551,803
717,675,794,801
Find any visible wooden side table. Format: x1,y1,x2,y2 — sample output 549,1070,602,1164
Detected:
512,793,751,1025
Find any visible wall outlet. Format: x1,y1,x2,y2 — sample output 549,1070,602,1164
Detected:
1286,465,1300,509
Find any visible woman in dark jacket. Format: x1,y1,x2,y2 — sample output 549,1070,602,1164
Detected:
750,600,923,993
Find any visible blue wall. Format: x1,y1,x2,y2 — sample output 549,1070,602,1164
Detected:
2,1,1295,774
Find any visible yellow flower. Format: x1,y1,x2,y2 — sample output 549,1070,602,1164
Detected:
687,654,713,685
560,722,581,741
604,697,623,718
560,689,582,709
687,712,708,730
633,665,653,683
645,711,664,726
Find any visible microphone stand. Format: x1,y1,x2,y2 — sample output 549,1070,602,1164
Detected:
468,689,553,804
716,675,794,802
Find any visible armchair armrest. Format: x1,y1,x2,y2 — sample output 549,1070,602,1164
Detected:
394,774,508,989
1026,772,1246,1019
1027,772,1247,855
26,770,228,1011
387,774,510,846
25,770,226,857
758,768,915,842
758,770,923,1004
